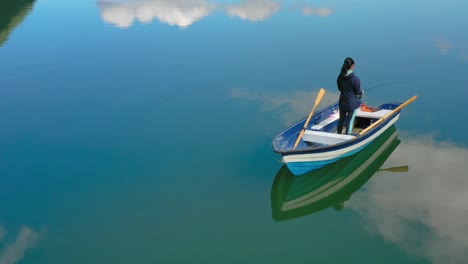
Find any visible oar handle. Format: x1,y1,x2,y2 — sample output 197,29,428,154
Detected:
292,88,326,150
358,95,418,135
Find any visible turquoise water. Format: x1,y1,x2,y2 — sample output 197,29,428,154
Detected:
1,0,467,263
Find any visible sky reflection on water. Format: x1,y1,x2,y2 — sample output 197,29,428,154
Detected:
1,2,43,264
1,0,468,263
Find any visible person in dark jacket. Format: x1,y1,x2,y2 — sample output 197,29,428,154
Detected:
336,57,363,134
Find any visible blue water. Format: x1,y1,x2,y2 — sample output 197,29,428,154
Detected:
1,0,467,263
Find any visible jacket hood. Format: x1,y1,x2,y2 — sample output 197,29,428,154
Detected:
337,72,355,81
342,72,355,79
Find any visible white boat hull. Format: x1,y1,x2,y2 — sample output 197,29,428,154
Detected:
283,114,400,175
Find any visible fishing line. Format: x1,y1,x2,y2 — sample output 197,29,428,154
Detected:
364,83,387,93
360,83,390,109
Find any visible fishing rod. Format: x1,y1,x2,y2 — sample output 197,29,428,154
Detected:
364,83,387,93
359,83,387,110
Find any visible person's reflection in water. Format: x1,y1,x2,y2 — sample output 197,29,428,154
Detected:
332,202,345,211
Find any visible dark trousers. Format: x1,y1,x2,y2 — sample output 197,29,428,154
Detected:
337,109,357,134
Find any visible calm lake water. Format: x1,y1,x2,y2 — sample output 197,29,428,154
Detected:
1,0,468,263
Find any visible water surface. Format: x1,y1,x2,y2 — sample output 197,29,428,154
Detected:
1,0,467,263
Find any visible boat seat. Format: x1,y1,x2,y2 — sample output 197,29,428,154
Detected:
302,130,355,145
355,109,393,119
310,108,392,131
310,112,339,131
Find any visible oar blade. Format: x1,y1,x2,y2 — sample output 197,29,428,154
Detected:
379,166,409,172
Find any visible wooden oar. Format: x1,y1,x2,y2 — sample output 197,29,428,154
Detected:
292,88,326,150
358,95,418,136
378,166,409,172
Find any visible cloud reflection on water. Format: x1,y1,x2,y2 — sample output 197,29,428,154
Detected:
0,226,42,264
97,0,215,28
224,0,281,22
301,6,332,17
96,0,333,28
434,36,468,62
457,45,468,62
0,226,6,243
349,135,468,264
290,3,333,17
229,87,339,127
435,36,452,54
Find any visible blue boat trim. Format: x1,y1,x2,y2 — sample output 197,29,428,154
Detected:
285,143,369,175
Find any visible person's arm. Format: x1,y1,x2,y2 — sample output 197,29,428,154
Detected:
353,76,363,97
337,78,343,92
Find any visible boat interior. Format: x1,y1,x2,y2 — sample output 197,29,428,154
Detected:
302,108,394,146
272,102,402,152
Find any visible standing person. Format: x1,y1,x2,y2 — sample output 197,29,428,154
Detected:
336,57,363,134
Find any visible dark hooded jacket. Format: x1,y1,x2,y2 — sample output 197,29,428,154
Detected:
337,72,363,111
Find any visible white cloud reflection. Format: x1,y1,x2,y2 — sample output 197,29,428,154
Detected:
457,45,468,62
96,0,333,28
290,4,333,17
97,0,215,28
433,37,468,63
0,226,6,243
435,36,452,54
229,87,339,126
0,226,42,264
349,135,468,264
225,0,281,22
301,7,332,17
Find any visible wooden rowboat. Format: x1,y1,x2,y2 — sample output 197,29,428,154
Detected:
271,125,402,221
272,90,416,176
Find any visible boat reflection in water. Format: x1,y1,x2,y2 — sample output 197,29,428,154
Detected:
271,125,403,221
